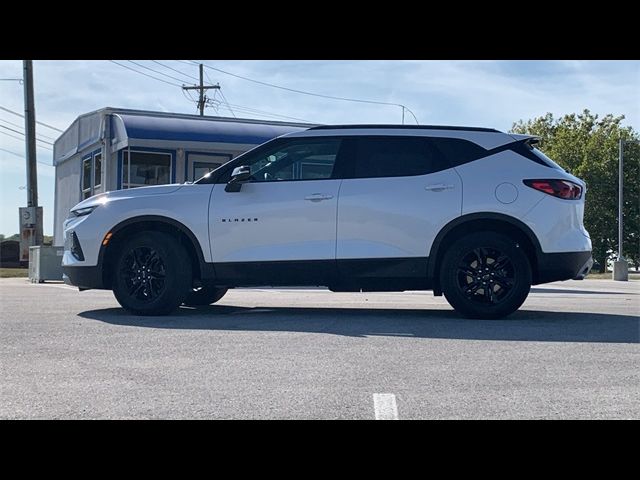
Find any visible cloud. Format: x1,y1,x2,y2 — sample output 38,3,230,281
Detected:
0,59,638,235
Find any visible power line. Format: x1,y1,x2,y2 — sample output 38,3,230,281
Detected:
175,60,199,67
0,131,53,152
218,89,236,118
189,60,419,124
151,60,199,82
0,117,57,141
218,102,308,123
0,147,22,157
109,60,182,87
0,105,63,132
127,60,190,84
210,100,312,123
225,102,311,122
0,125,54,146
0,146,54,166
201,68,236,119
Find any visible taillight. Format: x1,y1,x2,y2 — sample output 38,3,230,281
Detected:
523,179,582,200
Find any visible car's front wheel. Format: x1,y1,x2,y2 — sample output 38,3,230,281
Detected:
440,232,532,319
112,232,192,316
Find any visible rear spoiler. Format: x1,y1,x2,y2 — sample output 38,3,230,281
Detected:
509,133,541,146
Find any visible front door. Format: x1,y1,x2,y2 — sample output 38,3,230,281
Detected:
208,137,344,285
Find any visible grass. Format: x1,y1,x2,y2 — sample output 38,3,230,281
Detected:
586,271,640,280
0,268,28,278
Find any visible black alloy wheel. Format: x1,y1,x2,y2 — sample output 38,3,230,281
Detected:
440,232,532,319
112,232,192,316
120,246,167,302
456,247,515,305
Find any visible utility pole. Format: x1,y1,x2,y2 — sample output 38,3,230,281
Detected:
24,60,38,208
19,60,43,263
182,64,219,116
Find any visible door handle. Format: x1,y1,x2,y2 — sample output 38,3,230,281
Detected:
425,184,454,192
304,193,334,202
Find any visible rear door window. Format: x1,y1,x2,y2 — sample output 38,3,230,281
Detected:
348,136,450,179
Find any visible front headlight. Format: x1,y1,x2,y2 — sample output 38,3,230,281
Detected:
70,205,98,217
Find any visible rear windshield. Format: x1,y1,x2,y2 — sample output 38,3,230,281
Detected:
509,140,565,170
527,144,564,170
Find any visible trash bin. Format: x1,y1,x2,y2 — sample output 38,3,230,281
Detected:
28,246,64,283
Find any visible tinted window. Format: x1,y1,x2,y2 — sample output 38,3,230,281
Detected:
528,145,564,170
216,138,341,183
507,141,564,170
350,137,449,179
429,137,486,167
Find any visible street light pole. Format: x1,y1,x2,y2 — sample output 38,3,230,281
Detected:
618,138,624,260
613,138,640,281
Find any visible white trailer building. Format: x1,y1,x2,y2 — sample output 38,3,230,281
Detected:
53,108,309,245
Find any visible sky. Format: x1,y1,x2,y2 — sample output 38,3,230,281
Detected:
0,60,638,236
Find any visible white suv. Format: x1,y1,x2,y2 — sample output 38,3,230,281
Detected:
62,125,592,318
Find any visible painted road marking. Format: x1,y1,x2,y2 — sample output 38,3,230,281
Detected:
373,393,399,420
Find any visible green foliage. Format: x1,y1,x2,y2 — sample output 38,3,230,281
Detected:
512,110,639,271
0,234,53,245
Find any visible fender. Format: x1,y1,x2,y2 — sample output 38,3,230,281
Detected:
427,212,543,282
99,215,213,280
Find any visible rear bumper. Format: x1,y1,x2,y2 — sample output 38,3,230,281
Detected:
62,265,105,290
535,251,593,284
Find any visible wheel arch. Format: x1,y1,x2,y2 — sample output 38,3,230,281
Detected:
99,215,211,289
428,212,542,294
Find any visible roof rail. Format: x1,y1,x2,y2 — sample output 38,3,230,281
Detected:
308,124,500,133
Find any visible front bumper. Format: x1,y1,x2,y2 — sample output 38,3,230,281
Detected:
535,251,593,284
62,265,105,290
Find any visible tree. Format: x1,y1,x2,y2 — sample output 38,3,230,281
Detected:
512,110,639,272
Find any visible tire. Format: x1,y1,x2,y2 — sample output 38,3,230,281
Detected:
112,232,192,316
440,232,532,319
183,284,228,306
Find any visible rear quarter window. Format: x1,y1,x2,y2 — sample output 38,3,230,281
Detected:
428,137,487,167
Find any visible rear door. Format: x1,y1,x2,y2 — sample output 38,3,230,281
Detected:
336,136,462,278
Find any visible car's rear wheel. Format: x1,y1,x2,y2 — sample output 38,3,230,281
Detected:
440,232,531,319
112,232,192,316
183,284,228,306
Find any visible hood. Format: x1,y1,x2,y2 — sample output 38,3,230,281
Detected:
70,184,184,211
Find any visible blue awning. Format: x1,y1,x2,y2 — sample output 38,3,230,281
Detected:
53,108,313,165
114,113,307,145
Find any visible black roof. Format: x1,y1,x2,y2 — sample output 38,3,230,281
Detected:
308,124,500,133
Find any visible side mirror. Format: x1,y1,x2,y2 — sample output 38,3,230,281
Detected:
225,166,251,192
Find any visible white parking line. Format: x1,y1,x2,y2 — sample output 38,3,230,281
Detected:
373,393,399,420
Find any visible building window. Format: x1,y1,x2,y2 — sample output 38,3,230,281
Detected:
82,157,92,199
189,153,231,181
81,151,104,200
94,153,102,190
122,151,172,189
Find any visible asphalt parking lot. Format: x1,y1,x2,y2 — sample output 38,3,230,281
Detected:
1,277,638,419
